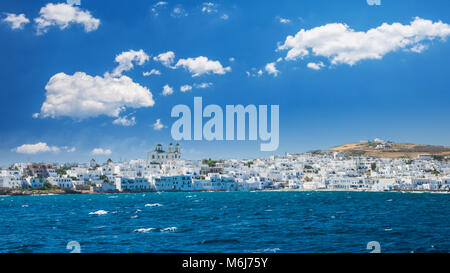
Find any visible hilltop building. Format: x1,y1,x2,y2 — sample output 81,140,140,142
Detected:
148,143,181,163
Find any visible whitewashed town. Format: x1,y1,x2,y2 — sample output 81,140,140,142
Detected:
1,141,450,194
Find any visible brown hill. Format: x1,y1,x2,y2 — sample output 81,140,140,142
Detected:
330,142,450,159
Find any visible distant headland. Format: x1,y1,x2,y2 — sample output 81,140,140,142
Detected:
330,138,450,159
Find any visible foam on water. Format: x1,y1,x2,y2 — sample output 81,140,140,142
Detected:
89,210,108,215
134,228,156,233
161,227,177,232
145,203,163,207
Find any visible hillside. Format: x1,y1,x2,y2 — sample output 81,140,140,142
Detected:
330,141,450,159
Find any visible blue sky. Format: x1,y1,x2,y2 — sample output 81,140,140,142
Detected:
1,0,450,165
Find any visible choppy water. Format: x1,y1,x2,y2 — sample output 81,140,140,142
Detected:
0,191,449,253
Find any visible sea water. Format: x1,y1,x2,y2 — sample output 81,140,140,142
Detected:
0,191,449,253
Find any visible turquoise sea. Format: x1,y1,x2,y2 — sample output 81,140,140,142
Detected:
0,191,449,253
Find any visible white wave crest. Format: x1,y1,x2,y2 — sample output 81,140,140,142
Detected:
161,227,177,232
145,203,163,207
134,228,156,233
89,210,108,215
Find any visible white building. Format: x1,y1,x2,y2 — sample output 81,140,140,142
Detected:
148,144,181,163
120,177,153,191
0,169,23,189
47,177,74,189
155,175,192,191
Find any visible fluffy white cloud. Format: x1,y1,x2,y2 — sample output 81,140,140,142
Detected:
153,51,175,67
112,49,149,77
162,84,174,96
3,13,30,30
307,62,325,70
112,115,136,126
194,82,213,89
175,56,231,77
13,142,60,154
91,148,112,155
221,14,229,20
229,57,235,62
39,72,155,119
265,62,279,76
143,69,161,76
277,17,450,66
153,119,165,131
34,3,100,34
180,84,192,92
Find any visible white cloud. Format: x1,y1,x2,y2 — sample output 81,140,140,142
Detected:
277,17,450,66
279,17,291,24
202,2,218,14
221,14,229,20
410,44,427,53
171,7,188,18
112,49,150,77
39,72,155,119
34,3,100,34
13,142,60,154
153,51,175,67
179,82,212,92
162,84,174,96
143,69,161,76
367,0,381,6
91,148,112,155
180,84,192,92
32,113,40,119
257,70,263,76
194,82,213,89
3,13,30,30
307,62,325,70
112,115,136,126
175,56,231,77
60,146,76,152
229,57,235,62
153,119,165,130
265,62,279,76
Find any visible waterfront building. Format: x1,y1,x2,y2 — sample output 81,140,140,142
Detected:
120,177,153,191
154,175,192,191
47,177,74,189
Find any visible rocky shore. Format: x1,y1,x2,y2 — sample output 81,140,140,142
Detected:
0,188,92,196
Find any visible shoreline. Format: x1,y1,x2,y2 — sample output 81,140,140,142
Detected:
1,188,449,197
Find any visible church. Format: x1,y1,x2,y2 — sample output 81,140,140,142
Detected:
147,143,181,163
